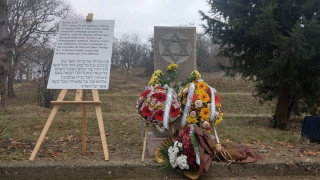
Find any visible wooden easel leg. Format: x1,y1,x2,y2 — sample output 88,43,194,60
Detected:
82,90,87,153
29,89,67,161
141,130,148,162
92,90,109,160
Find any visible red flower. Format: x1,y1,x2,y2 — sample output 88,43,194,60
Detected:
170,106,180,118
215,95,221,105
154,109,164,121
154,92,166,102
192,93,197,103
142,106,152,117
141,90,151,98
207,87,211,96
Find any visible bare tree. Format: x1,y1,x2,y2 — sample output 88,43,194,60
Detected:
6,0,73,97
21,36,55,108
0,0,12,109
138,36,154,76
196,33,229,72
112,34,150,76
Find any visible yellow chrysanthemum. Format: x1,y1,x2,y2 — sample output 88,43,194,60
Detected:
191,70,201,79
200,108,210,119
186,115,198,124
199,92,210,103
214,114,223,126
167,64,178,71
152,70,162,77
196,82,207,91
148,76,159,86
195,88,204,95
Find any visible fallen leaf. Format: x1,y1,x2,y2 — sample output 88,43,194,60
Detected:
18,144,24,149
303,150,319,156
50,152,59,157
268,146,275,150
287,145,293,149
278,141,286,146
252,140,261,145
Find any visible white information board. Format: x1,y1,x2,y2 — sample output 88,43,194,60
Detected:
47,19,115,89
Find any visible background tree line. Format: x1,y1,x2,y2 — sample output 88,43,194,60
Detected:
111,32,225,76
0,0,223,110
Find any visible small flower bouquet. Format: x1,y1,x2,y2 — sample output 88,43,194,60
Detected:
168,126,198,170
180,71,224,132
137,84,181,124
136,64,182,134
156,126,200,179
156,124,216,179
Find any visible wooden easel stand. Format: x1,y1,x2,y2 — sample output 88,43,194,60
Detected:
29,89,109,161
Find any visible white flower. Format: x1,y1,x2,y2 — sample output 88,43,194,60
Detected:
163,84,169,90
215,111,220,117
172,147,179,155
177,142,183,148
203,121,210,128
150,99,156,106
190,111,196,118
168,146,175,155
207,103,212,109
195,100,203,108
176,155,189,170
170,157,177,168
168,145,179,156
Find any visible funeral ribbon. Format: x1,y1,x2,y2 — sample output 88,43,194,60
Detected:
190,124,200,165
163,87,173,129
181,83,196,126
208,86,216,122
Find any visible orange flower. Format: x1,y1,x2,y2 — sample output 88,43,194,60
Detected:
200,108,210,119
196,82,207,91
199,92,210,102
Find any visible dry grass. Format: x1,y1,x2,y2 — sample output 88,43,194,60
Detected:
0,69,308,160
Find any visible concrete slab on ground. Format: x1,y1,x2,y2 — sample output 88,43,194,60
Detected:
0,159,319,179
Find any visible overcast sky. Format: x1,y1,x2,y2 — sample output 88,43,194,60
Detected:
67,0,211,42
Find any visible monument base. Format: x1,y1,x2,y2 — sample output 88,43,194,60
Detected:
147,132,167,157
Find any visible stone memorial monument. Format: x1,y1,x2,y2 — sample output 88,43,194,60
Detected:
154,26,196,81
144,27,196,158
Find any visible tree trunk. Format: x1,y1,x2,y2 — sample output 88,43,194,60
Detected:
273,82,292,130
7,56,18,97
26,67,30,82
0,0,11,108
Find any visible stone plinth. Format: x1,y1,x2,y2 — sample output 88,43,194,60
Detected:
147,132,166,157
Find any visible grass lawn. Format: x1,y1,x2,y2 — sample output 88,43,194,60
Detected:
0,69,316,161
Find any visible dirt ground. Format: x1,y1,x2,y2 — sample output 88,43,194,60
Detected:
1,133,319,164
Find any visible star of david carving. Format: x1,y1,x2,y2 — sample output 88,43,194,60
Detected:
161,32,190,63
